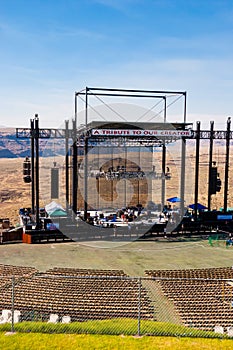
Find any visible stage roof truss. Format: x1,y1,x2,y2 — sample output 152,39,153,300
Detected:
16,127,233,141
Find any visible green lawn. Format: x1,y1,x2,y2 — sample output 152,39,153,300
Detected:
0,238,232,276
1,333,233,350
0,320,229,339
0,237,232,347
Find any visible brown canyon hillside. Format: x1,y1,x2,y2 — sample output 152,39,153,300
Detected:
0,139,232,225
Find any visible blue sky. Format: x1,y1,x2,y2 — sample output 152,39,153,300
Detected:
0,0,233,129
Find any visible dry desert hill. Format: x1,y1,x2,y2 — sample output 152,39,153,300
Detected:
0,138,232,225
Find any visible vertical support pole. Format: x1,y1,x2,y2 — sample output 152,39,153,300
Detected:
84,87,89,221
138,146,140,205
11,276,15,333
111,145,113,207
183,92,187,123
30,119,35,215
161,144,166,209
224,117,231,213
35,115,40,229
194,121,200,221
65,120,69,212
74,92,78,128
138,277,141,336
95,145,100,210
180,137,186,218
124,180,127,208
208,121,214,211
85,87,88,126
124,144,127,208
97,146,100,210
180,92,187,218
72,119,77,216
161,96,167,210
74,91,78,214
84,135,88,221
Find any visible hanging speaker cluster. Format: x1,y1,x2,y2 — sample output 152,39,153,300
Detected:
23,157,31,183
51,167,59,199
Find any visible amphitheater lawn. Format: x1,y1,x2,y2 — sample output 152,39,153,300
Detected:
1,333,233,350
0,238,232,275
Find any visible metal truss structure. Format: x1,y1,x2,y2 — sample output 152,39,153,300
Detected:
15,127,233,141
13,88,232,228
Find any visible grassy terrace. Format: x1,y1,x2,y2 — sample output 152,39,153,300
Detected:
1,333,233,350
0,320,230,338
0,237,231,275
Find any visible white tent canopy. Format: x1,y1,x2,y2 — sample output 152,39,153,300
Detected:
45,201,65,215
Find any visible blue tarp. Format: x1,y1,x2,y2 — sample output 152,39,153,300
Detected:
188,203,207,210
167,197,181,203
